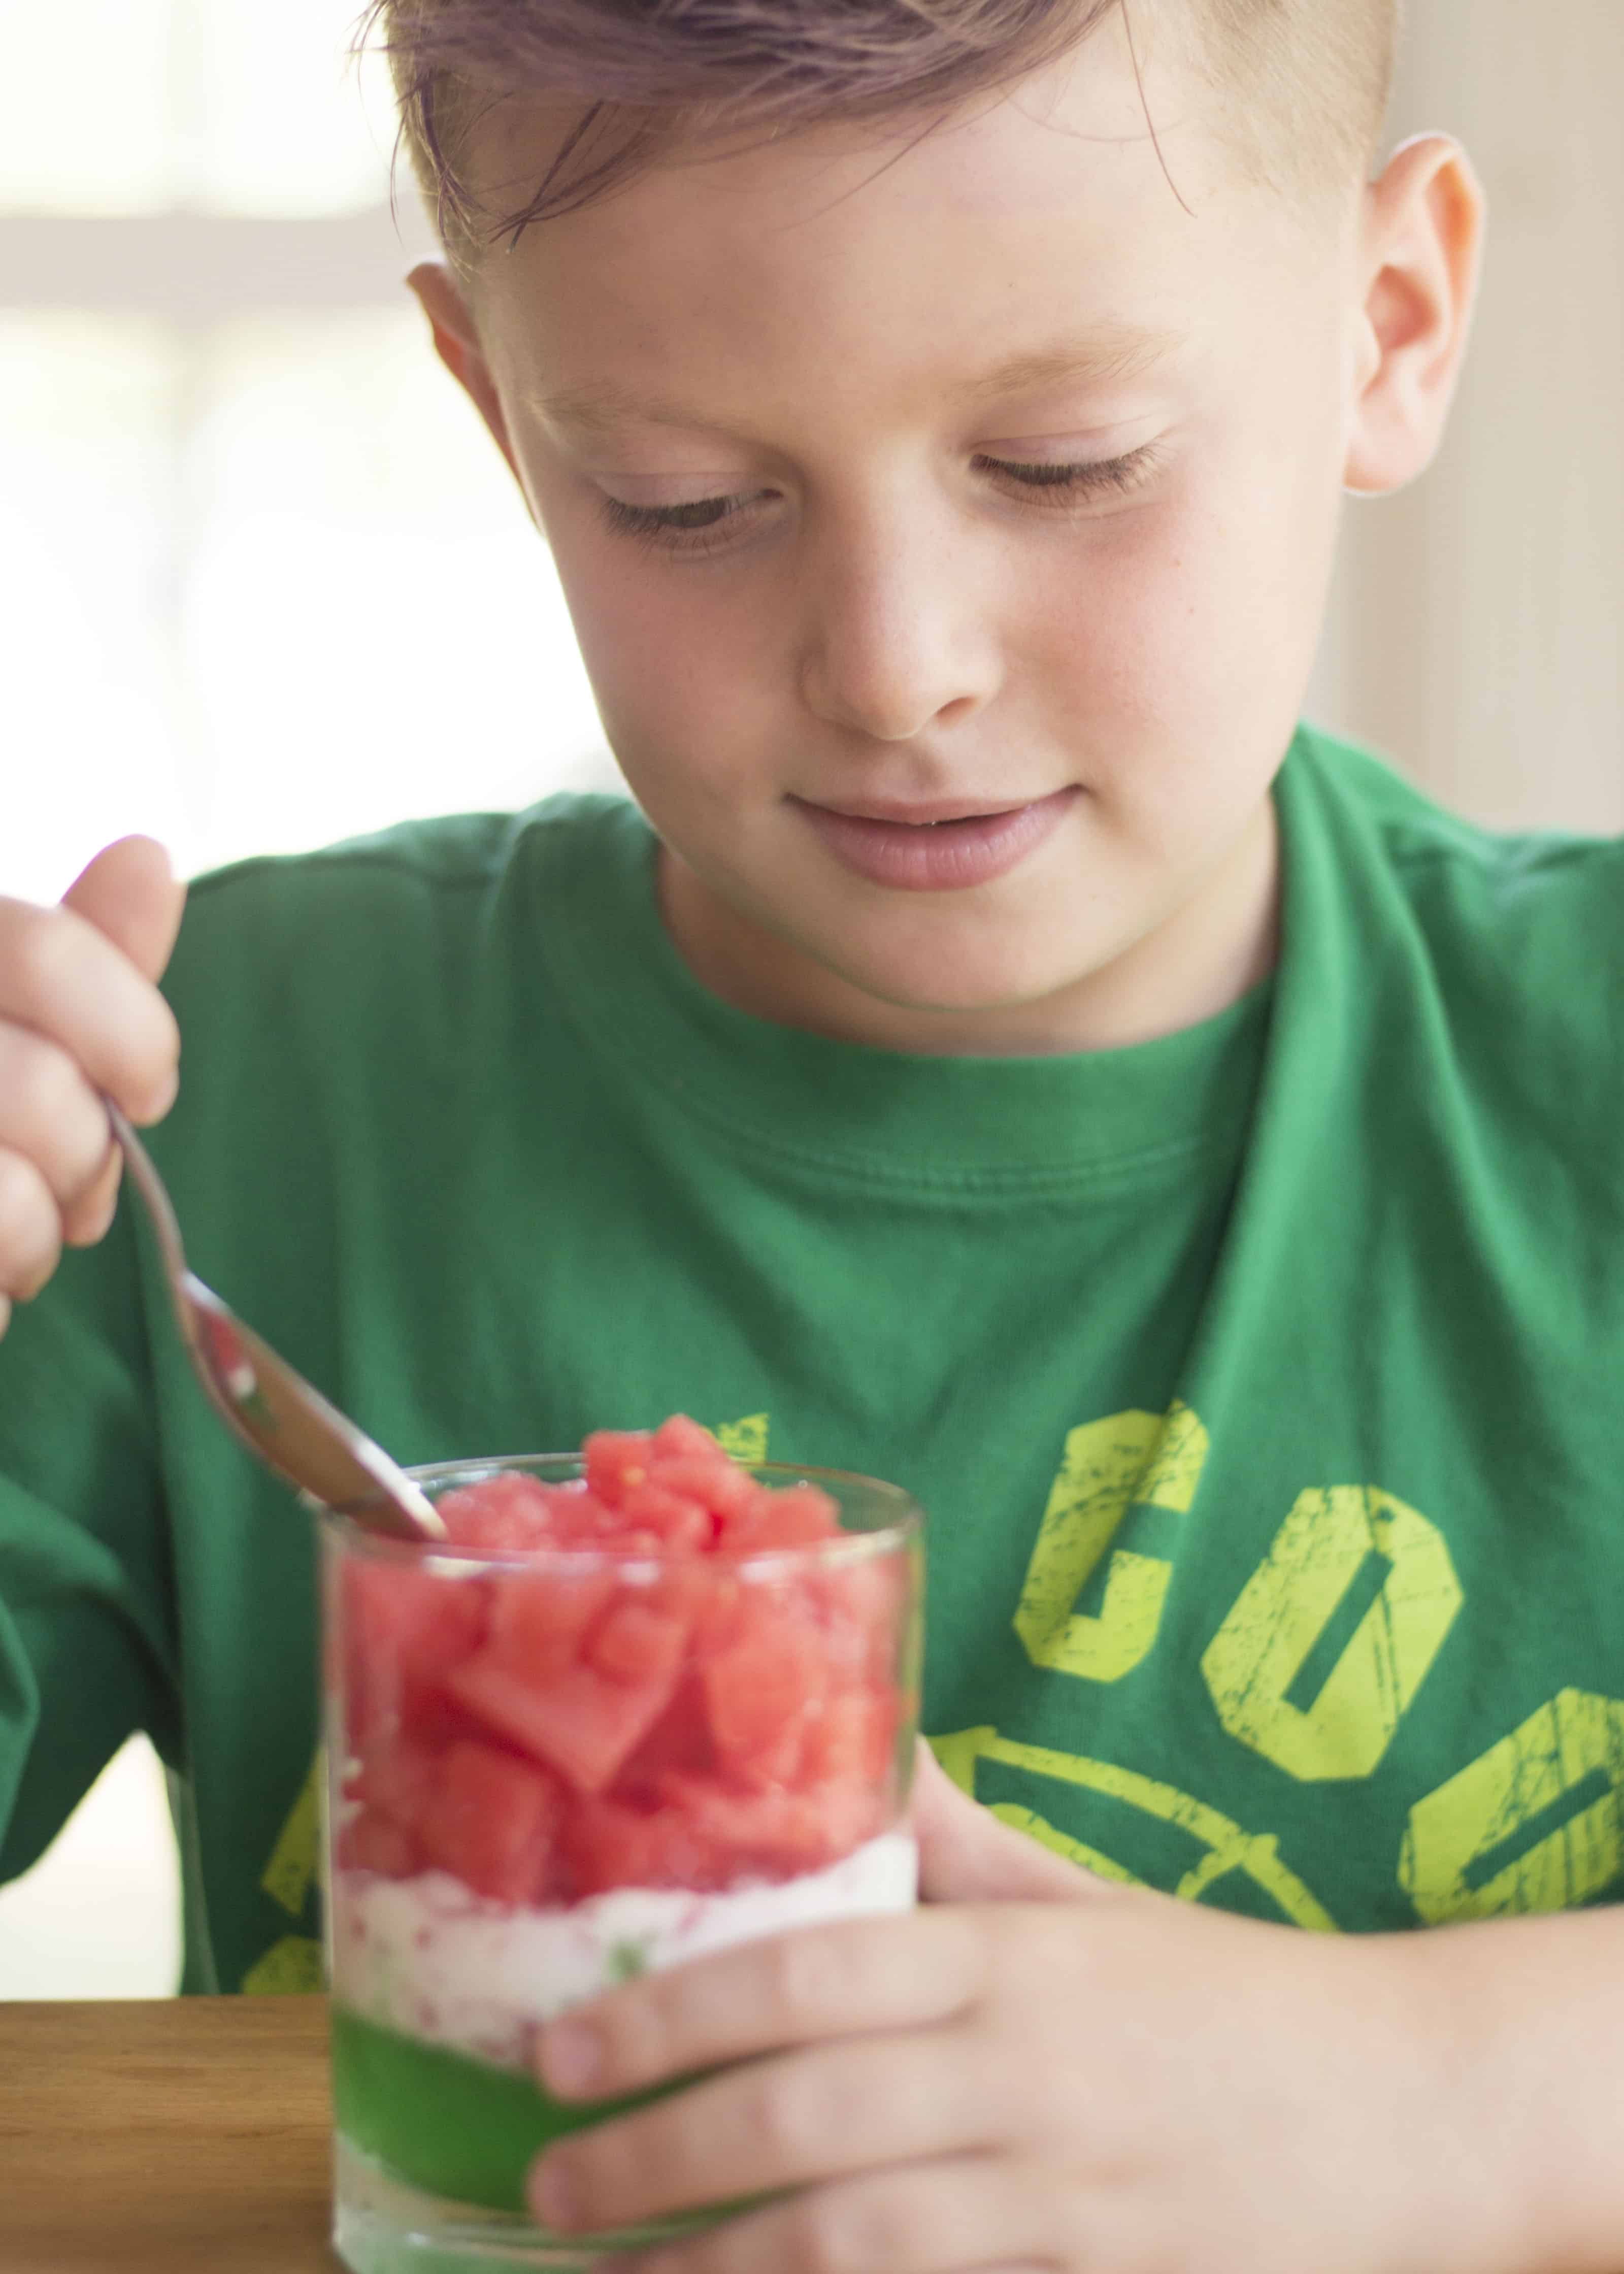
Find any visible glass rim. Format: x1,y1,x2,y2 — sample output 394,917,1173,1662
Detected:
318,1453,924,1572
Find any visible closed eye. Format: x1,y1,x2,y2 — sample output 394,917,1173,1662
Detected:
598,441,1163,555
600,493,754,540
973,443,1163,499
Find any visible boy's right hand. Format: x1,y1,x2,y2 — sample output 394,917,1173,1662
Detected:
0,837,185,1339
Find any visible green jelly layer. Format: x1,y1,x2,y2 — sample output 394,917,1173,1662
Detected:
331,2003,689,2215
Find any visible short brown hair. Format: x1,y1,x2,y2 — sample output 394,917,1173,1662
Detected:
358,0,1400,263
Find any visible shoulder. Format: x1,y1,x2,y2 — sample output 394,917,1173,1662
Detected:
1284,729,1624,1198
167,794,644,1006
178,794,639,938
161,794,653,1102
1288,725,1624,998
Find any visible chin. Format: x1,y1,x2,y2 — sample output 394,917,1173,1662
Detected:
829,946,1094,1022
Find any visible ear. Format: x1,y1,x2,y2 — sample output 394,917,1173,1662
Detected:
1343,134,1486,498
407,260,527,494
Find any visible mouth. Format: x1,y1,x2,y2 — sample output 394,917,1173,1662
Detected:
810,797,1042,828
787,785,1079,892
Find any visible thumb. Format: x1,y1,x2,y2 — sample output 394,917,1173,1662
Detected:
911,1741,1119,1904
61,835,186,985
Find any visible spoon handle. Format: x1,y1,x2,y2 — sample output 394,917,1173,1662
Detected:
109,1105,443,1542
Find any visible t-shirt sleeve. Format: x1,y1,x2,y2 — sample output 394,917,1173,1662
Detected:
0,1204,181,1883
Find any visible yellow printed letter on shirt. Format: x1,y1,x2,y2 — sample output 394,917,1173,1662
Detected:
1014,1403,1208,1685
1201,1486,1461,1782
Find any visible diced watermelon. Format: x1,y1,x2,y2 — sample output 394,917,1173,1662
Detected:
812,1554,910,1683
565,1796,722,1895
335,1420,913,1903
703,1616,831,1779
414,1740,564,1903
583,1430,655,1504
483,1566,619,1679
684,1571,748,1661
722,1482,841,1555
343,1562,489,1747
611,1674,716,1795
349,1738,440,1829
644,1456,758,1527
658,1772,884,1879
338,1808,420,1879
533,1484,622,1546
800,1688,901,1786
447,1651,681,1793
651,1413,723,1464
619,1481,712,1551
437,1470,557,1552
646,1562,718,1630
588,1599,690,1688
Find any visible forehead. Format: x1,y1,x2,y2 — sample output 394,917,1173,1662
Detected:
470,26,1293,425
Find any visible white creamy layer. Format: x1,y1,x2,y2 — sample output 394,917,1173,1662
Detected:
332,1829,918,2073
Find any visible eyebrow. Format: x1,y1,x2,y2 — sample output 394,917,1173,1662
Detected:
530,325,1178,440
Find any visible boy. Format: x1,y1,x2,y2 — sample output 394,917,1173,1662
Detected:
3,0,1622,2264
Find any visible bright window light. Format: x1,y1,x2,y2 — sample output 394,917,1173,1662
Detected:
189,0,401,216
0,3,619,912
0,0,176,213
0,0,397,216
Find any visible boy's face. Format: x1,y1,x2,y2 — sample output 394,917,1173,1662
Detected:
418,22,1442,1052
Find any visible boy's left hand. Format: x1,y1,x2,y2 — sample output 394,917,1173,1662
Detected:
527,1752,1509,2274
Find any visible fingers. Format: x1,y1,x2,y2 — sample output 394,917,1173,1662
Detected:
583,2157,1065,2274
60,835,186,986
0,843,184,1334
538,1908,984,2104
536,2026,992,2229
0,1151,63,1307
0,1023,122,1232
62,1145,123,1249
0,895,180,1126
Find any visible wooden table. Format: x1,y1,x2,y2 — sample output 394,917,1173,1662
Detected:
0,1995,338,2272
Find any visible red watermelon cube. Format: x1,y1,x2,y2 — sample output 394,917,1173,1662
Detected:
414,1740,564,1903
342,1563,488,1747
702,1614,832,1782
588,1598,690,1688
447,1650,681,1793
565,1796,721,1895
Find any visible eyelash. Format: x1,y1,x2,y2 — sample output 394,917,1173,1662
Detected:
598,443,1162,557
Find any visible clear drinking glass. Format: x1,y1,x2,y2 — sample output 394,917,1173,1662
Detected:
322,1456,924,2274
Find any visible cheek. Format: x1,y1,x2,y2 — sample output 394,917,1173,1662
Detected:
1046,444,1336,800
1019,499,1247,792
522,456,770,789
548,540,785,798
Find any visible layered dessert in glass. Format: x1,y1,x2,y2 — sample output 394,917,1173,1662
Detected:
323,1418,924,2272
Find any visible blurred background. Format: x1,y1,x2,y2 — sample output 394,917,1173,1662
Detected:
0,1,1620,1996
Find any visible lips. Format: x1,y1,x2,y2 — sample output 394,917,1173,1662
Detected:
814,797,1034,826
788,785,1079,892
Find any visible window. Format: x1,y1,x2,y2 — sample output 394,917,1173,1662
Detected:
1,0,613,909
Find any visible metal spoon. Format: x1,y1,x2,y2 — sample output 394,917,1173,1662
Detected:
108,1104,445,1543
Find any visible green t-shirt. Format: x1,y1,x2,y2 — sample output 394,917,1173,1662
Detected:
2,726,1622,1996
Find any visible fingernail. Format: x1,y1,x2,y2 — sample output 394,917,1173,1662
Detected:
541,2019,603,2096
531,2153,581,2232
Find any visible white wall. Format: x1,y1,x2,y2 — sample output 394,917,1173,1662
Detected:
1310,0,1624,830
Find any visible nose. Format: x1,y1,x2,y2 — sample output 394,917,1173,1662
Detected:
796,501,1002,743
